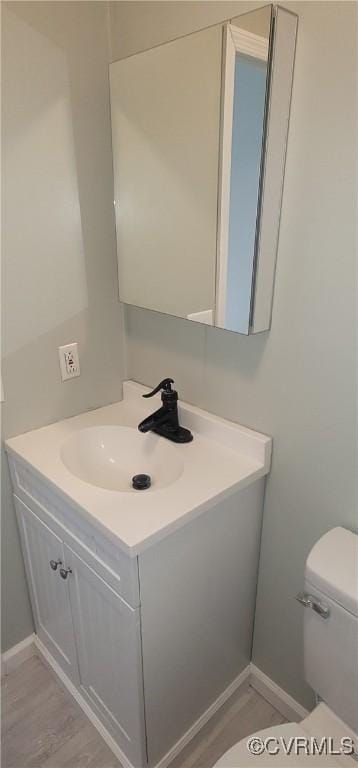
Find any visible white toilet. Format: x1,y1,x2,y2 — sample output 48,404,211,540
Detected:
214,527,358,766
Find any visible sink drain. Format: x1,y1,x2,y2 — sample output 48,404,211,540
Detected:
132,474,151,491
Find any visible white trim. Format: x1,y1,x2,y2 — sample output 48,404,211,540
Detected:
1,633,36,676
230,25,269,62
216,24,236,328
155,666,251,768
216,24,268,331
34,636,134,768
250,664,309,723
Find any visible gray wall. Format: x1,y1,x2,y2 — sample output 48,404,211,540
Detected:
1,2,124,651
112,1,358,708
109,1,265,61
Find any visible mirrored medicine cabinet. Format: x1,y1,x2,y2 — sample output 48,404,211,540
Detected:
109,5,298,335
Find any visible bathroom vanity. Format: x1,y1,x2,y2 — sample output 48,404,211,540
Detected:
6,382,271,768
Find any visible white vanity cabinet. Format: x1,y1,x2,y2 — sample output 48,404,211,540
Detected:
10,467,264,768
65,545,145,761
15,497,79,686
6,385,271,768
12,489,146,768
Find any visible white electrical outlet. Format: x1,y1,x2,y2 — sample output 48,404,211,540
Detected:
59,343,80,382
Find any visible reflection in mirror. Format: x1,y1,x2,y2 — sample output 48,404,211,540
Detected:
216,10,271,333
110,26,222,320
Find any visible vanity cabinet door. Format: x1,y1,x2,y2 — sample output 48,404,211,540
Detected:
65,545,146,767
14,496,79,684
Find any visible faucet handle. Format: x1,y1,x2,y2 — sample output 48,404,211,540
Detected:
143,378,174,398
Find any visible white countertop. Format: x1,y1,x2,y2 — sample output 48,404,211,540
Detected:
6,381,272,556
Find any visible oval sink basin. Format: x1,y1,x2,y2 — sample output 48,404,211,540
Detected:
61,426,184,492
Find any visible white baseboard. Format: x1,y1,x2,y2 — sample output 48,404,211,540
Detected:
34,636,134,768
2,633,310,767
250,663,309,722
1,633,36,676
155,666,251,768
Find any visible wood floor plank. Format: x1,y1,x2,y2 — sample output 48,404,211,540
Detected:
170,688,286,768
169,690,254,768
2,655,287,768
2,656,122,768
41,723,120,768
190,694,286,768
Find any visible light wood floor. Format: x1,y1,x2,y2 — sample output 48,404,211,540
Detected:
2,655,286,768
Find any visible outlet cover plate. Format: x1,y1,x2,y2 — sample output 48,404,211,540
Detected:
59,343,80,382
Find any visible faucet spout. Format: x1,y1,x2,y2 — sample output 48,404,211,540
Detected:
138,406,168,433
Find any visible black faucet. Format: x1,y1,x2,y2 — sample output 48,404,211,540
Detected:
138,378,193,443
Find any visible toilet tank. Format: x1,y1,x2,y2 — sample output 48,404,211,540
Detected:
303,527,358,733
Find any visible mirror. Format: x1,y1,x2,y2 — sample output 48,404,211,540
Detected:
110,5,298,335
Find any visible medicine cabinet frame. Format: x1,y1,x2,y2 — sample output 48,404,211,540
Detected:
216,6,298,334
110,5,298,335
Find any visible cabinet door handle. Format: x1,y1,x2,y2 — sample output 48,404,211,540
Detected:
59,567,72,580
50,559,62,571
